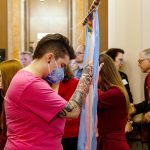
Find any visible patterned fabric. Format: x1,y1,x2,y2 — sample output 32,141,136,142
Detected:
78,10,100,150
74,68,83,79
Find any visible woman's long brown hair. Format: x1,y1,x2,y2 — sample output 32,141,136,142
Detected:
0,59,22,96
99,54,132,115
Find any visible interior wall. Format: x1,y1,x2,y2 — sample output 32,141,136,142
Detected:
28,0,70,48
6,0,106,58
108,0,150,103
142,0,150,48
89,0,108,52
0,0,7,52
7,0,21,59
75,0,87,48
73,0,108,51
12,0,21,58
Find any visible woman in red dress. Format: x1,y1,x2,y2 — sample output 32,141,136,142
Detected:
58,65,79,150
51,65,79,150
97,54,132,150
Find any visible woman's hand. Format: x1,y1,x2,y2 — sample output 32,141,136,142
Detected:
99,63,104,73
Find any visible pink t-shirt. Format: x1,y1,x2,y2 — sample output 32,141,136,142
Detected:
4,70,67,150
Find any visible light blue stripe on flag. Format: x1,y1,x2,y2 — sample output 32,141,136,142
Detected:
83,27,89,65
77,10,100,150
91,10,100,150
77,26,89,150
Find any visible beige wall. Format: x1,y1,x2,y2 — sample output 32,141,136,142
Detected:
28,0,70,46
108,0,150,103
7,0,73,54
89,0,108,52
73,0,108,50
72,0,88,49
7,0,88,57
75,0,86,47
6,0,93,55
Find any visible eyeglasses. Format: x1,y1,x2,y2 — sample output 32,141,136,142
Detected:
138,58,149,64
118,58,124,62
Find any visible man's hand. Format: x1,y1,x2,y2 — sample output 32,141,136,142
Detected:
144,111,150,122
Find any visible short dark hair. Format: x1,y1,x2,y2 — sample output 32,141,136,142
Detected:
33,33,75,60
106,48,125,61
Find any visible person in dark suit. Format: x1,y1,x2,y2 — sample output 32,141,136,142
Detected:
106,48,133,103
71,45,85,79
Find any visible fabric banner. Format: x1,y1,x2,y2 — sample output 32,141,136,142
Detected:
77,10,100,150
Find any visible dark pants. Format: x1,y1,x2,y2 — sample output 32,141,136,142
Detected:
62,137,78,150
126,122,150,150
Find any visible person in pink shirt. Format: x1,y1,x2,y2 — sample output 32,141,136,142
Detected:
4,33,93,150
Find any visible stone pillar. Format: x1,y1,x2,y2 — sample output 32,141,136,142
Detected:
7,0,21,59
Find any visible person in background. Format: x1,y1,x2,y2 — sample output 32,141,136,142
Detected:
97,54,132,150
106,48,135,148
0,59,22,149
59,65,79,150
106,48,133,103
71,45,85,79
50,65,79,150
19,51,32,67
131,48,150,150
4,33,93,150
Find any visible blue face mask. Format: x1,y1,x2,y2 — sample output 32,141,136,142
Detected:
45,67,64,84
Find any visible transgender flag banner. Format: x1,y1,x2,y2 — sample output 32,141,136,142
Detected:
77,8,100,150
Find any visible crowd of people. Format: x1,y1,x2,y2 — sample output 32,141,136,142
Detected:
0,33,150,150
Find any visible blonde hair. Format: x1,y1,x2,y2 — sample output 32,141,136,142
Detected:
99,54,132,115
0,59,22,96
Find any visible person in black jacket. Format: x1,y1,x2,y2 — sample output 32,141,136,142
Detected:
106,48,133,103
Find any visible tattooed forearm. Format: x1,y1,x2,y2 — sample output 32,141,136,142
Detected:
70,90,84,108
58,64,93,118
58,109,67,117
58,101,79,117
70,64,93,108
